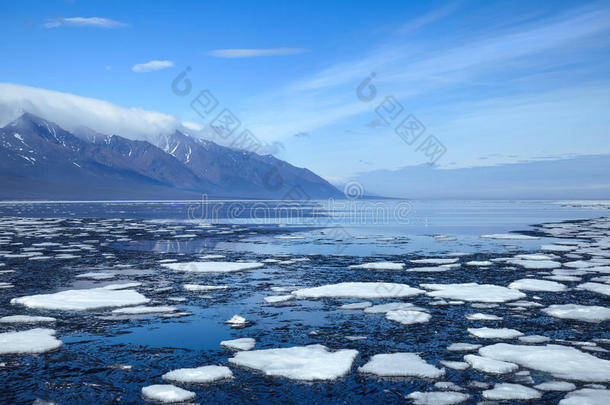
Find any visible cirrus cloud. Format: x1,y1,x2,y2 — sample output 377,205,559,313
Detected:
131,60,175,73
43,17,127,29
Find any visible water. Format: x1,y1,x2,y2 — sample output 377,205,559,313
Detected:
0,200,608,403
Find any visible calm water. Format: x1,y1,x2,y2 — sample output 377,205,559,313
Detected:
0,200,608,404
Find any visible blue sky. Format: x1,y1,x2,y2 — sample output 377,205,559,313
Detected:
1,0,610,184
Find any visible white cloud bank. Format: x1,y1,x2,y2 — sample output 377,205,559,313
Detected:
0,83,178,141
43,17,127,29
132,60,175,73
207,48,306,58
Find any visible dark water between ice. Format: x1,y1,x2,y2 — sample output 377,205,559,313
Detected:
0,200,608,404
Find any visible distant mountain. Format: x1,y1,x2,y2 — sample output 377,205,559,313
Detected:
0,113,341,200
353,156,610,199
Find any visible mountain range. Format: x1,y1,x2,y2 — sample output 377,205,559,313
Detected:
0,113,341,200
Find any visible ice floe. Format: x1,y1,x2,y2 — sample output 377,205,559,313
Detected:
229,344,358,381
406,391,470,405
225,315,246,325
534,381,577,391
162,261,264,273
264,295,294,304
0,315,56,324
439,360,470,370
358,352,444,378
447,343,482,352
183,284,227,292
221,338,256,351
112,305,177,315
542,304,610,322
348,262,404,270
578,282,610,296
481,233,539,240
465,313,502,321
559,388,610,405
162,365,233,383
385,310,431,325
479,343,610,382
482,383,541,400
410,258,459,265
463,354,518,374
421,283,525,303
141,384,196,403
0,328,62,354
292,282,424,299
11,287,149,311
509,278,567,292
507,259,562,269
339,301,372,310
468,327,523,339
75,272,115,280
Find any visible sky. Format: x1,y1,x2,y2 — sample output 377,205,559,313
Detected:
1,0,610,187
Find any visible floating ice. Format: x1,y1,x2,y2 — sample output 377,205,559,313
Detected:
407,264,460,272
465,261,492,266
439,360,470,370
0,315,56,324
339,301,372,310
183,284,227,292
385,310,430,325
364,302,425,314
559,388,610,405
75,272,115,280
410,258,459,265
479,343,610,382
264,295,294,304
406,391,470,405
542,304,610,322
292,282,424,299
482,383,541,400
509,278,567,292
541,244,577,252
447,343,482,352
349,262,404,270
358,352,444,378
141,384,196,403
221,338,256,351
162,365,233,383
225,315,246,325
507,259,562,269
112,305,177,315
0,328,62,354
578,282,610,296
11,287,149,311
422,283,525,303
463,354,518,374
481,234,539,240
229,344,358,381
519,335,551,344
534,381,577,391
468,327,523,339
466,313,502,321
162,261,264,273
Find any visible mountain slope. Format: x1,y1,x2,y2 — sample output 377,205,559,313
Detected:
0,113,340,200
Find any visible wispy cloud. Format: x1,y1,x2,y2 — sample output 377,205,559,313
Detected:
207,48,306,58
131,60,174,73
43,17,127,29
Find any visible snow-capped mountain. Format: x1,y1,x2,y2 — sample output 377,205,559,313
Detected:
0,113,341,200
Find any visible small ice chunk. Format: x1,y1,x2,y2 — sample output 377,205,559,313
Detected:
541,244,577,252
75,272,115,280
468,327,523,339
422,283,525,303
559,388,610,405
364,302,425,314
482,383,541,400
358,352,444,378
162,365,233,383
578,282,610,296
481,234,539,240
385,310,431,325
225,315,246,325
543,304,610,322
463,354,518,374
466,313,502,321
349,262,404,270
264,295,294,304
229,344,357,381
11,287,149,311
465,261,492,266
509,278,567,292
201,254,226,260
0,315,56,324
479,343,610,382
439,360,470,370
112,305,177,315
410,258,459,265
221,338,256,351
508,259,562,269
406,391,470,405
162,261,264,273
183,284,227,292
534,381,577,391
0,328,62,354
141,384,196,403
292,282,424,299
519,335,551,344
339,301,372,310
447,343,482,352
